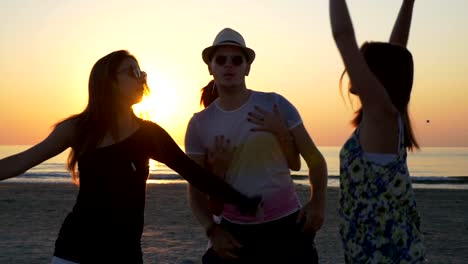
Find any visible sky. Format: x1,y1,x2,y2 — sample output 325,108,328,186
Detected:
1,0,467,147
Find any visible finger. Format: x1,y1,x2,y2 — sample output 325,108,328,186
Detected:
218,239,241,259
312,222,323,233
222,139,233,154
205,151,212,164
214,248,235,260
273,104,281,116
312,223,322,232
229,237,242,249
224,139,231,151
248,111,264,121
206,148,214,161
213,136,219,151
307,215,324,233
223,250,239,260
215,137,221,153
254,105,268,115
296,209,305,224
221,248,240,259
252,106,266,118
215,135,224,152
250,127,269,132
247,118,265,126
218,135,225,148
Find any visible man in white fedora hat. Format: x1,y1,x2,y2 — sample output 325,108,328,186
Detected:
201,28,256,65
185,27,327,263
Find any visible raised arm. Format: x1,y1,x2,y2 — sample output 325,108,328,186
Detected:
329,0,395,116
389,0,416,47
0,120,74,181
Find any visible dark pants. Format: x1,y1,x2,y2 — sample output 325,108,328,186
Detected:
202,212,319,264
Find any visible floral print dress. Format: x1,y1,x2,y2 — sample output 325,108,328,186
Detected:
339,121,425,263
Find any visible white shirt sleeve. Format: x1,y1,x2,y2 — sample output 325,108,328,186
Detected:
274,93,303,129
184,114,205,155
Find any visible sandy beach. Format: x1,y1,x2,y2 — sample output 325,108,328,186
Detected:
1,182,467,264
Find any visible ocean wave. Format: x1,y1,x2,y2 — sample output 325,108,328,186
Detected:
16,172,468,184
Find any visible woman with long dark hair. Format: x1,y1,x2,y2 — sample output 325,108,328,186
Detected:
0,50,260,264
330,0,425,262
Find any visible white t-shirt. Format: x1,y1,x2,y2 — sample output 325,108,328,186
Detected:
185,90,303,224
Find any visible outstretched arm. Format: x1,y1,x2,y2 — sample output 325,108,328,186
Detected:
149,125,259,213
390,0,416,47
0,120,74,181
329,0,395,117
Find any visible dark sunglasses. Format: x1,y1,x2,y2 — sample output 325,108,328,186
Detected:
214,55,244,66
118,67,147,80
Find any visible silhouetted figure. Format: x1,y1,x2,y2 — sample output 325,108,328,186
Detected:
330,0,425,262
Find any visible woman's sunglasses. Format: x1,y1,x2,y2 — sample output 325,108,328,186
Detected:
214,55,244,66
118,67,147,80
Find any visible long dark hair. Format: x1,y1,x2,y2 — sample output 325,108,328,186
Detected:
200,80,218,108
58,50,149,183
340,42,419,150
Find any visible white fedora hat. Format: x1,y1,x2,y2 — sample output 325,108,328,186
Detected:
202,28,256,65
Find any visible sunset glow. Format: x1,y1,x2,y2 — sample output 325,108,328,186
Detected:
133,71,180,126
1,0,467,147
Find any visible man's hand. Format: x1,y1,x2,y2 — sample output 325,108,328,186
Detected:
209,225,242,260
296,199,325,234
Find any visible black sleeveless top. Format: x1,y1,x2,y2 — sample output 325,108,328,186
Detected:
54,120,247,263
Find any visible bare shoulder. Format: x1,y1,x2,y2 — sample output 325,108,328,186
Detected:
56,118,78,130
52,118,79,145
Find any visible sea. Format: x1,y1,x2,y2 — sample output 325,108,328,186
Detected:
1,145,467,189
